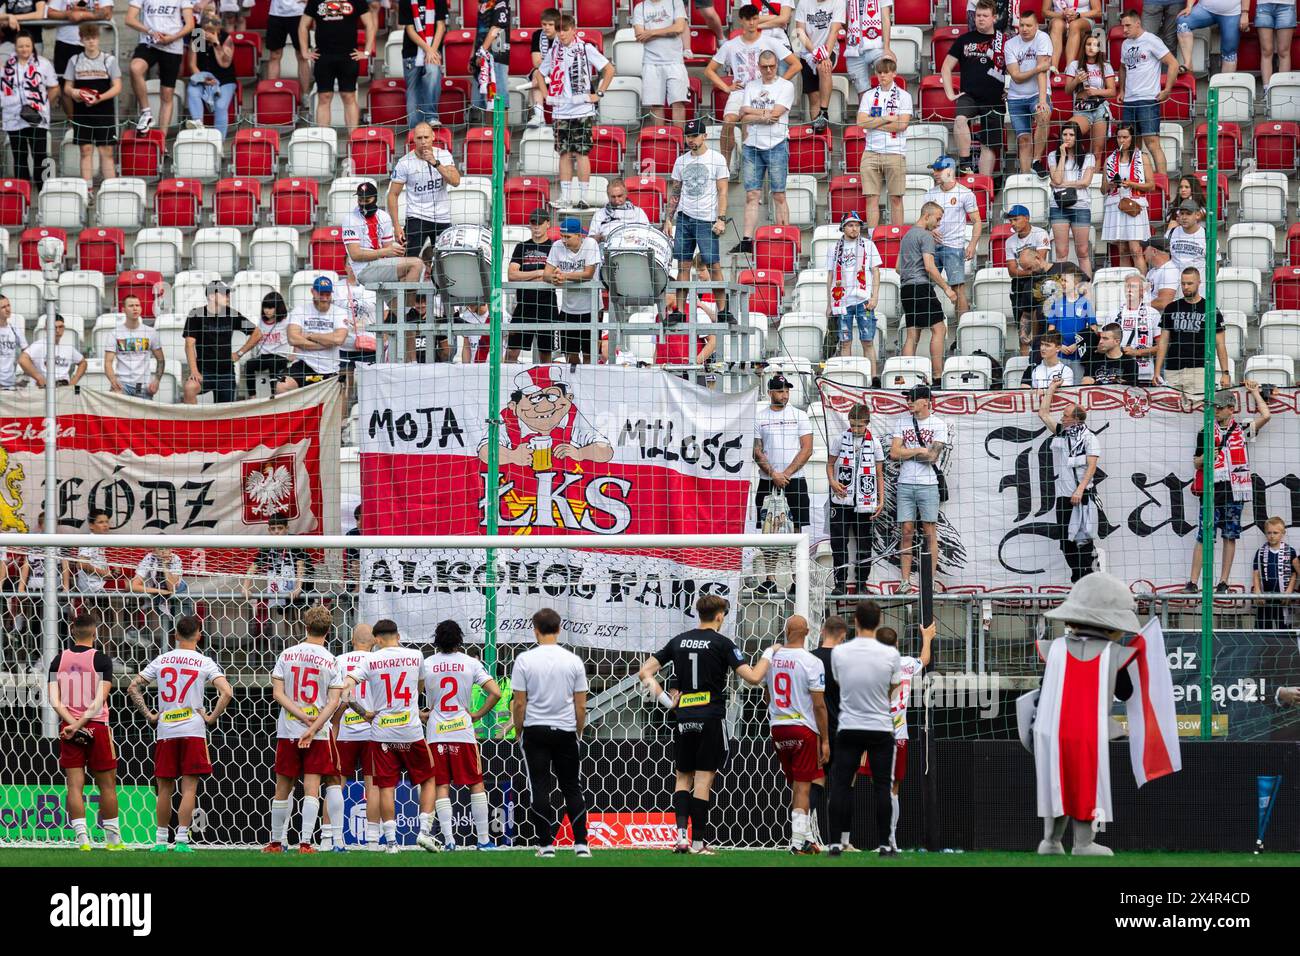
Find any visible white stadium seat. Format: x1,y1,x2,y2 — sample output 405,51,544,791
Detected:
609,28,642,77
783,175,819,226
1267,72,1300,121
34,313,85,352
447,177,493,224
1242,354,1295,387
598,76,642,125
790,269,828,317
231,271,281,324
1227,222,1275,273
39,178,89,229
1215,267,1261,316
1001,175,1051,225
1238,172,1289,224
1208,73,1255,124
285,127,339,180
173,127,225,180
809,225,840,267
880,356,931,389
130,227,185,279
1090,267,1140,317
0,270,44,319
328,177,375,226
1222,310,1248,364
822,355,874,389
889,25,924,76
956,310,1007,358
941,354,993,390
170,271,220,316
249,226,301,275
56,271,105,324
905,124,949,175
94,178,148,230
1258,311,1300,363
1158,123,1183,176
971,268,1012,315
191,227,244,276
775,312,826,363
520,127,560,178
1003,355,1032,388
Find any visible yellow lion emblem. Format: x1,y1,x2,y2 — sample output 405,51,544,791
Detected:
0,444,29,534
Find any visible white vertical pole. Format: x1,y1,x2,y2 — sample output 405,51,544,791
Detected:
793,532,811,621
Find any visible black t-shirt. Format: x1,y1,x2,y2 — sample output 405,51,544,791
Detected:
400,0,448,59
810,646,840,737
529,27,552,65
252,546,315,590
2,0,39,45
474,0,510,64
948,30,1005,105
652,626,745,721
1083,348,1138,385
183,306,253,377
308,0,366,54
1159,297,1223,371
511,239,558,315
198,30,238,85
47,644,115,683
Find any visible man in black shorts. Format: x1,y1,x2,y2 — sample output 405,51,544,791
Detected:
126,0,195,132
49,0,115,82
299,0,377,130
940,0,1005,177
266,0,310,83
505,209,558,363
525,7,559,128
809,614,848,847
637,594,771,855
896,202,957,376
63,23,120,188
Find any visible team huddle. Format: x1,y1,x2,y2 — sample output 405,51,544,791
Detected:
47,596,931,855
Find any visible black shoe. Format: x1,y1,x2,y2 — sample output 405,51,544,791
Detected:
956,162,976,177
716,309,736,325
828,844,843,857
1032,159,1049,180
731,238,753,255
573,200,590,210
878,845,898,857
1183,581,1197,594
754,579,778,596
811,114,829,133
1215,581,1230,593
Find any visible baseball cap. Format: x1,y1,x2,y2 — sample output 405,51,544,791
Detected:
840,210,863,229
1141,235,1169,252
684,118,706,137
528,207,551,225
560,217,586,235
1004,204,1030,220
929,156,956,171
206,279,230,296
356,181,379,199
1212,390,1235,408
312,275,334,294
1177,199,1201,213
768,373,793,390
907,384,932,402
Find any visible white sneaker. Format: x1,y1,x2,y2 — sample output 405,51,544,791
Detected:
574,844,592,858
527,110,545,128
536,845,556,858
136,109,154,134
415,832,441,853
1073,841,1114,857
1037,839,1066,855
385,842,401,854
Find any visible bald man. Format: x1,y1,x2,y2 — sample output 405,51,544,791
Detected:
329,622,379,850
761,614,830,853
388,122,462,259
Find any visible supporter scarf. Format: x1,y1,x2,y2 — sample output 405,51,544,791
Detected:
845,0,883,52
1211,420,1252,503
0,54,44,117
1105,149,1144,200
410,0,438,66
547,38,592,102
829,237,867,314
831,427,880,512
865,82,902,142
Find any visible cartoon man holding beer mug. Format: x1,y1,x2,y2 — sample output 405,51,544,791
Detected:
479,366,614,470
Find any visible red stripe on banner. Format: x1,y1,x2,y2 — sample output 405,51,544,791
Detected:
1057,653,1101,821
0,408,323,456
1132,635,1175,783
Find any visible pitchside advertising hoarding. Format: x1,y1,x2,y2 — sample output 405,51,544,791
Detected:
0,785,156,844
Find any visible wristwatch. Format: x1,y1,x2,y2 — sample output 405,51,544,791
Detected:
595,90,605,98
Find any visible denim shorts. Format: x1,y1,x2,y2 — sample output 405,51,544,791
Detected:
1121,100,1161,137
1049,204,1091,226
837,303,878,342
845,48,885,93
934,243,966,284
897,481,941,524
1256,1,1297,29
1196,500,1244,543
742,140,789,193
673,213,720,265
1178,5,1240,60
1007,96,1041,137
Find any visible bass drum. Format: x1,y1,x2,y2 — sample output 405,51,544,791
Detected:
602,223,674,303
432,224,493,301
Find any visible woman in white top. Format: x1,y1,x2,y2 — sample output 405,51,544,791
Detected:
1043,0,1103,70
1047,122,1097,278
1101,122,1155,272
0,31,60,188
242,291,293,399
1063,32,1116,163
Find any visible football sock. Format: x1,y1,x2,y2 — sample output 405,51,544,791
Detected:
365,821,382,847
419,812,433,835
300,796,320,845
470,792,491,842
689,796,711,848
270,799,290,844
103,818,121,844
841,830,851,845
155,826,168,845
325,785,344,844
561,180,574,204
792,809,808,848
890,794,899,847
672,789,690,840
382,819,398,845
436,797,455,843
176,826,190,845
810,782,827,843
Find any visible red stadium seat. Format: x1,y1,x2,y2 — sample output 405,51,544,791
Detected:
1235,29,1260,73
509,29,535,74
405,125,454,154
464,126,510,175
871,224,912,270
254,79,300,126
787,126,831,174
957,173,994,221
442,30,476,75
271,178,319,227
692,0,730,26
637,125,684,175
350,126,396,175
1107,26,1124,68
589,125,626,175
575,0,614,28
686,29,718,62
519,0,551,27
948,0,966,26
117,270,165,318
232,127,280,178
868,73,908,90
230,31,263,79
460,0,477,28
573,30,605,53
737,269,784,315
1195,172,1229,219
989,223,1013,267
0,178,30,226
1161,72,1195,121
154,178,203,229
920,75,959,121
311,226,347,272
1255,121,1300,171
20,227,66,269
624,176,667,221
118,129,165,178
355,27,372,80
214,178,262,227
754,225,800,273
893,0,932,25
1195,122,1241,172
1289,224,1300,266
685,74,703,122
842,126,865,173
504,176,550,225
77,227,125,274
368,78,407,125
1147,173,1170,227
829,174,863,224
931,26,962,72
1049,73,1072,122
438,76,471,125
711,84,730,122
1273,267,1300,311
245,0,268,30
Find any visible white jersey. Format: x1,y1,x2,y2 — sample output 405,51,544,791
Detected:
762,645,826,734
141,648,224,740
391,148,455,224
74,546,108,593
351,644,426,743
131,0,194,55
0,323,27,388
335,649,374,742
891,655,923,740
422,651,492,744
286,302,349,374
341,207,397,257
24,340,83,384
711,33,790,87
1112,303,1160,382
922,183,979,249
271,641,342,741
1031,361,1075,389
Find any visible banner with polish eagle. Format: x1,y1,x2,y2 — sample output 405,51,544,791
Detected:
357,364,758,648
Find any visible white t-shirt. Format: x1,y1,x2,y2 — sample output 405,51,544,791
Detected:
1031,360,1075,389
832,636,901,733
891,655,923,740
140,648,224,740
1120,31,1170,102
895,413,949,485
824,235,882,307
511,643,589,731
758,0,795,48
135,551,183,589
131,0,194,55
762,645,826,734
1046,151,1096,213
540,40,610,120
739,76,796,149
254,316,293,359
0,323,28,388
350,644,426,744
547,237,602,315
632,0,689,65
587,201,650,241
287,302,349,374
74,546,108,593
1113,304,1160,381
671,148,729,221
271,641,342,741
50,0,116,46
1005,225,1051,266
1049,422,1100,499
0,56,57,132
756,404,813,475
391,148,455,224
269,0,306,17
795,0,845,59
106,322,161,385
333,278,377,350
1004,30,1053,99
1198,0,1240,14
422,651,492,744
335,649,373,742
1146,259,1181,308
922,183,979,249
1168,225,1215,274
711,34,790,87
23,340,83,384
1065,59,1115,101
857,83,912,155
341,207,396,258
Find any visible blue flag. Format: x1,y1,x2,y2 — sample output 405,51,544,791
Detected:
1257,775,1282,850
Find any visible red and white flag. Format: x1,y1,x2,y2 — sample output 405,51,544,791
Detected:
1124,618,1182,787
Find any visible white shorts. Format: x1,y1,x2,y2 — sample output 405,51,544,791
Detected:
642,61,690,106
724,89,746,118
352,258,401,285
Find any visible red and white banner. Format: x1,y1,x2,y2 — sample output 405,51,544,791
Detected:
554,813,677,848
1125,618,1181,787
0,384,341,573
357,364,757,648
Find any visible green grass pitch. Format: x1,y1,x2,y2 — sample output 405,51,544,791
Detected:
2,848,1297,867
